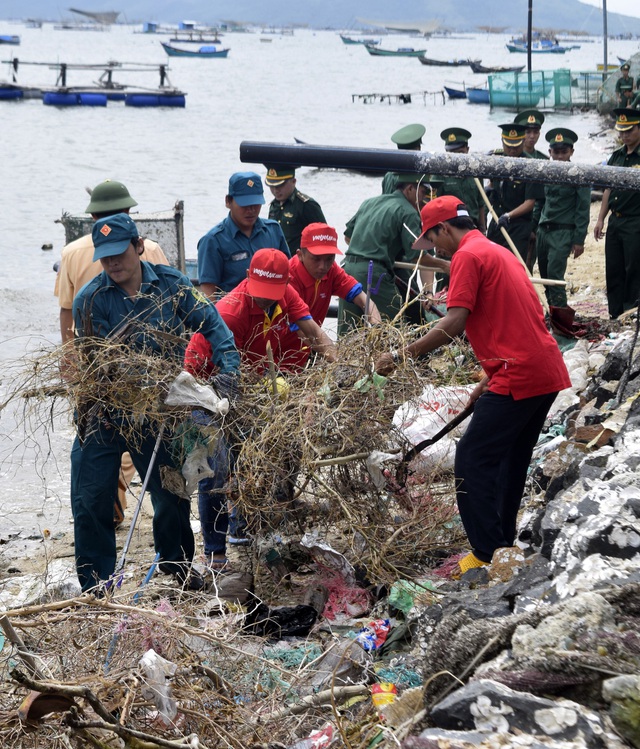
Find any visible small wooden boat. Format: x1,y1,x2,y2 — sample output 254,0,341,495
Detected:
469,61,525,74
419,56,477,67
0,34,20,45
340,35,380,45
161,42,229,58
365,44,427,58
444,85,466,99
506,39,569,54
466,86,490,104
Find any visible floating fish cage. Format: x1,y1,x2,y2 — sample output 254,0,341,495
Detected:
0,58,187,108
487,69,573,109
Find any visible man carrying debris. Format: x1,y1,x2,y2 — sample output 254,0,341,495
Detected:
72,213,239,592
185,248,337,569
375,196,570,577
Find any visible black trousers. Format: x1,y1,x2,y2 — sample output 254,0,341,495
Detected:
454,390,558,562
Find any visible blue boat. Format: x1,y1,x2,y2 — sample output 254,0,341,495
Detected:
506,39,570,54
161,41,229,58
444,85,466,99
0,34,20,45
466,86,490,104
340,35,380,46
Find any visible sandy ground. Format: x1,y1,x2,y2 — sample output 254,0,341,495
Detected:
0,201,612,597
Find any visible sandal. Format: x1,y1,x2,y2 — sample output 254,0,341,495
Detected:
201,554,229,573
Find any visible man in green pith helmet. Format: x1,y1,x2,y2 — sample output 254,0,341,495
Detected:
381,123,426,194
339,174,447,333
436,127,486,233
615,64,634,107
535,128,590,318
486,123,545,271
594,108,640,318
265,164,326,252
514,109,549,160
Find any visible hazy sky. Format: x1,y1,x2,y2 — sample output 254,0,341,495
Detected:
580,0,640,19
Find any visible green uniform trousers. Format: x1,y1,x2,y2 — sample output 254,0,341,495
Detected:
536,226,573,308
487,219,533,269
338,257,400,335
605,213,640,318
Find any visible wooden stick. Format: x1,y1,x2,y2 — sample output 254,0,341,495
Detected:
473,177,549,313
394,260,566,286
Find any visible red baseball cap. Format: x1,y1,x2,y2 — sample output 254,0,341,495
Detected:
247,248,289,300
413,195,470,250
300,222,343,256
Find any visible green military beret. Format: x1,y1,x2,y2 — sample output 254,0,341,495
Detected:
546,128,578,148
440,127,472,151
264,164,297,186
391,123,426,150
514,109,545,128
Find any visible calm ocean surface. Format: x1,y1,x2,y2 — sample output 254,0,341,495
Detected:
1,24,638,540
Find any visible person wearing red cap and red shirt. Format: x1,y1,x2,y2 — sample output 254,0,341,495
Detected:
376,195,570,578
184,249,337,568
280,223,382,369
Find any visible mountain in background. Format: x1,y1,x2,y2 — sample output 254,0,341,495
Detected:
6,0,640,36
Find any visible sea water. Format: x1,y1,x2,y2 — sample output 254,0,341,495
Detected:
1,24,638,539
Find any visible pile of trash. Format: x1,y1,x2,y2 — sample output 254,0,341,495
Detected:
1,322,640,749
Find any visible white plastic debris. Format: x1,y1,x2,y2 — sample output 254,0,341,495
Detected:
181,444,215,497
300,530,356,585
165,370,229,415
139,648,178,725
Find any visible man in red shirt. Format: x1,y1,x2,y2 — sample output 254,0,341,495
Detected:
376,196,570,577
282,222,382,368
185,249,337,568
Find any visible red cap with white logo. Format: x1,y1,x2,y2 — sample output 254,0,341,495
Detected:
247,248,290,300
300,223,343,256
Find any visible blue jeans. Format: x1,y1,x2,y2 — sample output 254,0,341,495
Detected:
197,435,245,556
70,421,194,592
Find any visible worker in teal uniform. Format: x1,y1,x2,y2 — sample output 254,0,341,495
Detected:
594,108,640,318
71,213,240,593
265,164,326,252
536,128,590,318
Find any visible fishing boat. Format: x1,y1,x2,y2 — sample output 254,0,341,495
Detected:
161,42,229,58
0,34,20,45
419,56,477,67
340,35,380,46
466,86,490,104
469,61,525,74
444,85,466,99
365,44,427,58
506,39,570,54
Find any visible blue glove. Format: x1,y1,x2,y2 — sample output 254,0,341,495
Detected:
497,213,510,229
212,371,241,406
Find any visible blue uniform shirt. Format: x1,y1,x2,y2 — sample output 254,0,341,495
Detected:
73,262,240,374
197,214,290,292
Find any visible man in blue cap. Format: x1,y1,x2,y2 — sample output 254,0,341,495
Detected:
198,171,290,301
72,213,240,593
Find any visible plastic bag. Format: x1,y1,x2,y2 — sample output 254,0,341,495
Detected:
392,383,475,472
139,649,177,725
355,619,391,651
165,370,229,415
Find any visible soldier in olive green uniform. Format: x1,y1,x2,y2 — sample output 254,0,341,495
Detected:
615,64,634,107
514,109,549,160
536,128,590,309
339,174,431,334
381,124,426,195
436,128,485,232
487,124,545,270
594,108,640,318
266,165,326,252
